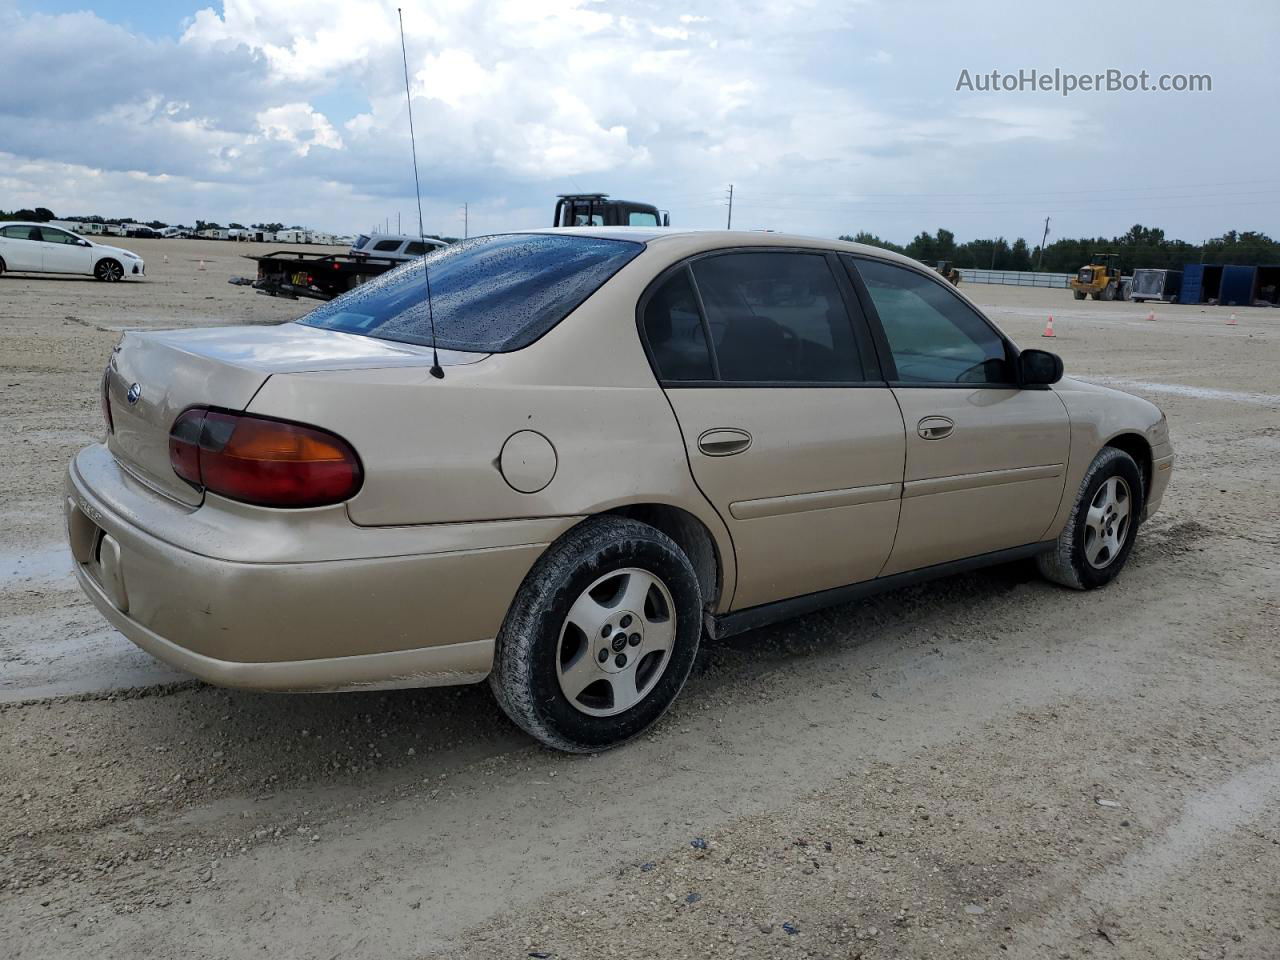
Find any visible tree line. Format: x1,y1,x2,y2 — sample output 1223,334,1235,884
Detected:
841,224,1280,272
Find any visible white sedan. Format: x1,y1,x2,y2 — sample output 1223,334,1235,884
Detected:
0,222,146,281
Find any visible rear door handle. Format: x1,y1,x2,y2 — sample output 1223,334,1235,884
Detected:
698,428,752,457
917,416,955,440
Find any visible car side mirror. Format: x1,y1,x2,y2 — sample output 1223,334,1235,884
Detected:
79,239,91,246
1018,348,1063,386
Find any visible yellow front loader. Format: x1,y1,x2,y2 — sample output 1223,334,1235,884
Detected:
1069,252,1123,301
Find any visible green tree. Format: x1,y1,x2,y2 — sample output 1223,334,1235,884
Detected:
838,231,905,254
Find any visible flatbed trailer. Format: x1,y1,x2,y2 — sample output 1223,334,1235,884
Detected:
236,250,403,301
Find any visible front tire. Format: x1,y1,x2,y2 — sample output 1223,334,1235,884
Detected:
1038,447,1145,590
94,258,124,282
1073,289,1086,300
489,516,703,752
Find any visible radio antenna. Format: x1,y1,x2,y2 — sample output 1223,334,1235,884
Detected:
398,7,443,379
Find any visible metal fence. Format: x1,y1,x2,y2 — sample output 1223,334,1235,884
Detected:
957,268,1074,288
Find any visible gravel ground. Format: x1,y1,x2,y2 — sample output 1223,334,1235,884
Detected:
2,241,1278,958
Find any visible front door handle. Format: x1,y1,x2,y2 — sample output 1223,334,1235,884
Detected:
698,428,752,457
917,416,955,440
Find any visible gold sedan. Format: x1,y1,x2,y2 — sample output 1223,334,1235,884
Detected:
66,229,1172,751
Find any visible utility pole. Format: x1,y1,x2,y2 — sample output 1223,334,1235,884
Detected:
463,202,469,239
725,184,734,229
397,212,401,234
1037,216,1051,270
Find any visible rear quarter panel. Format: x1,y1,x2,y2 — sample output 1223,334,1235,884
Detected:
247,244,739,608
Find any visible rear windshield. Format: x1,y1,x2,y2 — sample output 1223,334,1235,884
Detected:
299,234,642,353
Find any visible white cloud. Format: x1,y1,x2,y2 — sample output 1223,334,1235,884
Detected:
256,103,345,155
1,0,1275,243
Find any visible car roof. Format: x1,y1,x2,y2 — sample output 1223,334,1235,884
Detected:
362,233,447,244
521,226,928,269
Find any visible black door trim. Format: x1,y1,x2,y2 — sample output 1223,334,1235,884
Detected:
706,539,1056,639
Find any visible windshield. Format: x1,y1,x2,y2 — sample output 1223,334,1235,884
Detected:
299,234,642,353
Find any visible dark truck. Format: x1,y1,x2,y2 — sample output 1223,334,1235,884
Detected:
236,234,449,301
553,193,670,227
234,249,408,301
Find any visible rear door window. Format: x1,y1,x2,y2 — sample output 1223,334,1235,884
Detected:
641,268,714,381
372,239,402,252
300,234,642,353
1,225,40,241
691,252,867,382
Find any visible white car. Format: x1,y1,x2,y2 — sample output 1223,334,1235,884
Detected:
349,232,448,263
0,222,146,281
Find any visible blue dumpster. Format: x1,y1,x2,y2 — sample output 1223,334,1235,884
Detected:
1179,263,1223,304
1219,265,1258,307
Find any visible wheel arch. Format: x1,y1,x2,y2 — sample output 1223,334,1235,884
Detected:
599,503,723,611
94,255,122,277
1105,432,1152,501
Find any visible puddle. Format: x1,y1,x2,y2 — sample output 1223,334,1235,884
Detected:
1080,376,1280,408
0,610,188,702
10,429,98,445
0,542,74,588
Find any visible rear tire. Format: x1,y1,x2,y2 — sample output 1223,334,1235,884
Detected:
94,258,124,282
1038,447,1145,590
489,516,703,752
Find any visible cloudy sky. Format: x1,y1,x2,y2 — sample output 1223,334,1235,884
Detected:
2,0,1276,244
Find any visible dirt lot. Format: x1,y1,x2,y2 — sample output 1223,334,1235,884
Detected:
2,239,1278,959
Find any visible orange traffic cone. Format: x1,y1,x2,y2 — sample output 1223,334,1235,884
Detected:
197,259,205,271
1041,315,1056,338
1227,313,1238,326
1146,310,1156,321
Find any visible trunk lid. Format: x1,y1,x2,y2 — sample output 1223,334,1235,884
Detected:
105,323,482,506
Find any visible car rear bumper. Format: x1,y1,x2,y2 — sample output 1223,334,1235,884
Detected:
65,444,578,692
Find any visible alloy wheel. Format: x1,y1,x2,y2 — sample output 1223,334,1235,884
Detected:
1084,476,1131,569
556,567,676,717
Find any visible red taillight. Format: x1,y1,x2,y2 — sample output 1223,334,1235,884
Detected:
168,408,362,508
101,366,114,434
